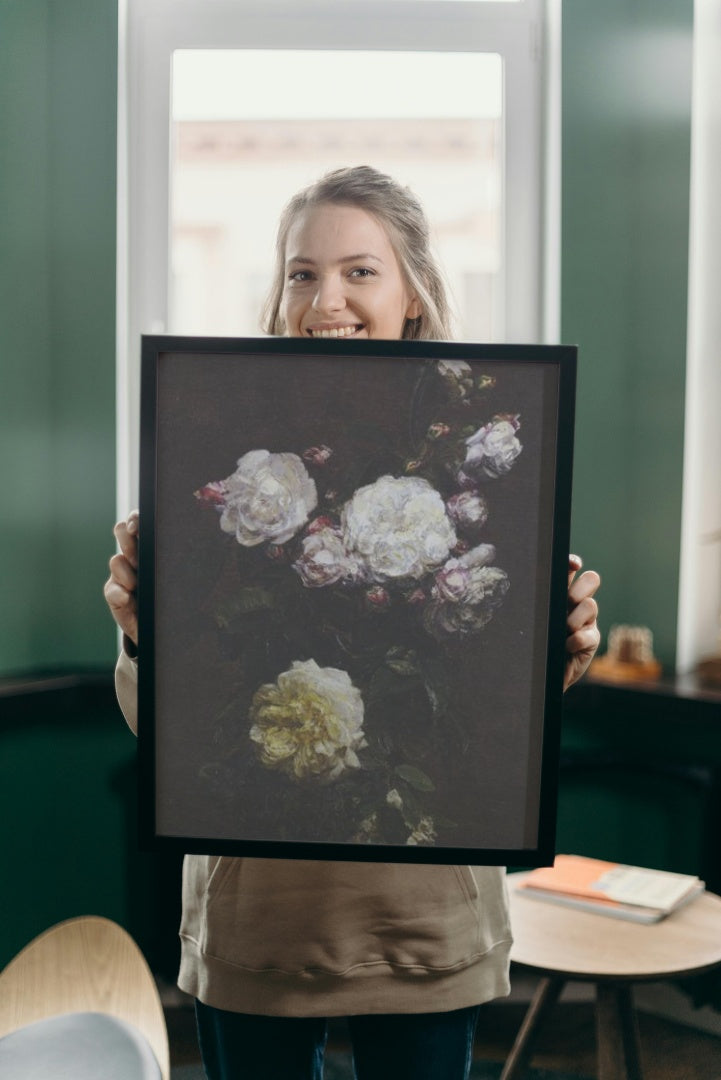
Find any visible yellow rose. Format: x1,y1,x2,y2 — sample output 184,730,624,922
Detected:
249,660,366,782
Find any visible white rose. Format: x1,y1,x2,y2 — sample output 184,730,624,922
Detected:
341,475,456,582
425,555,509,638
249,659,366,782
438,359,472,380
431,563,471,603
432,544,497,603
460,417,522,481
423,598,497,638
462,562,509,607
446,491,489,531
219,450,317,546
437,359,473,400
457,543,497,569
293,526,365,588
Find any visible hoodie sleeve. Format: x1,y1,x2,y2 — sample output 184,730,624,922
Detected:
115,643,139,736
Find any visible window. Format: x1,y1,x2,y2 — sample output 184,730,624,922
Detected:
118,0,556,509
169,49,503,340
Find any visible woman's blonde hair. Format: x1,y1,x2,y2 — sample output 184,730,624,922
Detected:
261,165,454,341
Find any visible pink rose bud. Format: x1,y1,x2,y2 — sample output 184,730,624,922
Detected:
303,445,333,465
447,491,489,531
427,422,451,440
194,481,226,507
366,586,391,609
407,588,427,605
452,539,470,555
493,412,521,430
306,516,336,535
266,544,287,561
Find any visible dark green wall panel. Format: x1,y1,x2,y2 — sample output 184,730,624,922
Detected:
0,684,184,976
562,0,693,669
0,3,55,668
0,0,118,674
0,699,133,965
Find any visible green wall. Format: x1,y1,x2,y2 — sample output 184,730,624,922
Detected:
562,0,693,670
0,0,128,970
0,0,118,675
0,683,184,974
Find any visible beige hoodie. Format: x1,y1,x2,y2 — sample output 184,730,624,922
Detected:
116,650,512,1016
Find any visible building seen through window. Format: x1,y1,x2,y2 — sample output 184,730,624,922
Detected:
170,50,503,341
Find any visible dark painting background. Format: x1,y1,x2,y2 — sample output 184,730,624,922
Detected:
149,347,561,855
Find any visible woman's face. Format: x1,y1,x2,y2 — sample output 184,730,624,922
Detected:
280,203,421,341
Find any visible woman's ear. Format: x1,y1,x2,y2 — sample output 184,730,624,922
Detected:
406,296,423,320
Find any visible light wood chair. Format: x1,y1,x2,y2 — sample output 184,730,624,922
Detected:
503,873,721,1080
0,915,169,1079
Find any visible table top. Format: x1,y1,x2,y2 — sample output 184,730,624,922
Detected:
508,871,721,981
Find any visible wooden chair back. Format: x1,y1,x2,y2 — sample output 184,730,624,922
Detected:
0,915,169,1080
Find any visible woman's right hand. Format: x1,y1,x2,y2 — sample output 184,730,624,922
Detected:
104,509,139,646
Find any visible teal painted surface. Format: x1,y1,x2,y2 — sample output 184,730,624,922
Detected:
0,0,118,674
0,0,129,980
0,702,134,966
562,1,693,669
557,693,721,880
0,688,183,976
0,3,54,670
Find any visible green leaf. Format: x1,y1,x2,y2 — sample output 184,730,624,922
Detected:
366,666,410,706
385,648,420,676
236,586,276,613
420,658,450,719
395,764,436,792
213,586,275,628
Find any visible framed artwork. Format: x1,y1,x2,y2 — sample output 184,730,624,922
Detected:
138,336,576,865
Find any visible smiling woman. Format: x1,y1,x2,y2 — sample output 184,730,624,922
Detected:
263,166,452,341
282,205,421,340
106,164,599,1080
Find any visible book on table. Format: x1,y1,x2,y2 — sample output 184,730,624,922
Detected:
516,854,705,923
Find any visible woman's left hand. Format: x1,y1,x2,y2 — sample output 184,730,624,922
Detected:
564,554,601,691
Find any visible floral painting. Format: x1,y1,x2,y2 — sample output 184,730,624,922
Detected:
144,339,574,862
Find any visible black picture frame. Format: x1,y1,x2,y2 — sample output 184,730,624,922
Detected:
138,335,576,865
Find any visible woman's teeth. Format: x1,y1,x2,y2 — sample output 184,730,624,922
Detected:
310,325,361,338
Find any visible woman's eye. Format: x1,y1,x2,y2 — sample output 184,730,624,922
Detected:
349,267,375,279
288,270,313,283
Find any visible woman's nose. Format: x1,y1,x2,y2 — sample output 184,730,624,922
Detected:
312,274,345,314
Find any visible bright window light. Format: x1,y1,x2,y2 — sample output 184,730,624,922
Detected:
170,50,504,341
172,50,502,121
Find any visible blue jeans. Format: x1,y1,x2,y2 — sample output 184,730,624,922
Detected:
195,1000,481,1080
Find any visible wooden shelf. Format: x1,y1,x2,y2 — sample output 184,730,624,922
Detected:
564,671,721,722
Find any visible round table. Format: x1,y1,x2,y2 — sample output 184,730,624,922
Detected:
502,872,721,1080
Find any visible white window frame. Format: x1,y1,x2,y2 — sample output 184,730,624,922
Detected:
676,0,721,674
117,0,558,512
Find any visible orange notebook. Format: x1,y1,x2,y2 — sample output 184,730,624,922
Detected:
517,854,704,923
